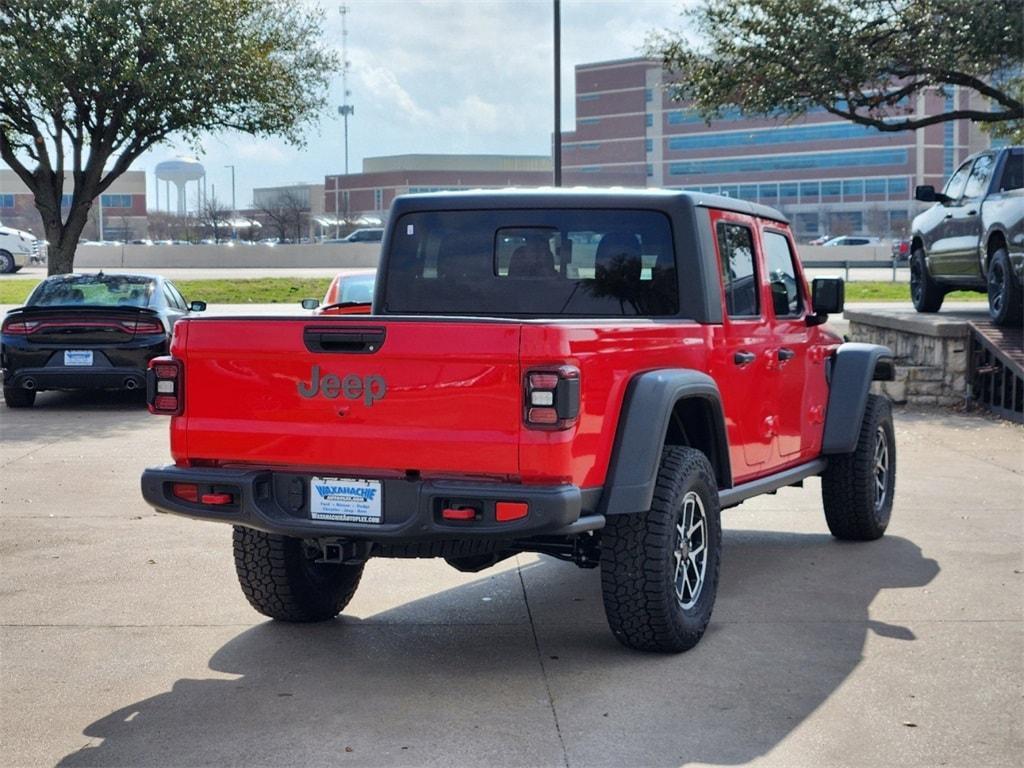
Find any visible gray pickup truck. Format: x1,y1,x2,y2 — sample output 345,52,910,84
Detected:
910,146,1024,326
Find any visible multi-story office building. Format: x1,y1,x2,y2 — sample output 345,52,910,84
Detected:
324,154,552,221
561,57,992,239
0,169,148,241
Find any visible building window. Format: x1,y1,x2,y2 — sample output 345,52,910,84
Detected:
645,88,653,102
758,183,778,201
579,142,601,151
720,185,739,198
795,213,819,234
373,189,383,210
943,93,956,176
842,179,864,200
0,194,14,209
888,178,909,197
799,182,819,202
864,178,886,196
645,138,653,153
821,180,842,197
578,117,601,126
667,149,908,177
779,183,798,199
666,121,883,152
100,194,133,208
579,93,600,102
738,185,758,201
645,113,654,127
647,164,653,177
580,166,601,173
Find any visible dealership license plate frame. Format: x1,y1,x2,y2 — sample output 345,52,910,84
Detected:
309,476,383,524
64,350,94,366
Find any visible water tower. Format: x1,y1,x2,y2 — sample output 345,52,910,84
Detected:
155,157,205,215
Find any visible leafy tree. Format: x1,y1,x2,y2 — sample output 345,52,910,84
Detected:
650,0,1023,140
0,0,336,274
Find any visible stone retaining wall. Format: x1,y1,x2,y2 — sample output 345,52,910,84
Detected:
844,310,971,406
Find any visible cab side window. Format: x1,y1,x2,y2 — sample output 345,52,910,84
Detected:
943,159,974,201
763,231,803,317
998,152,1023,192
717,222,759,317
963,155,995,199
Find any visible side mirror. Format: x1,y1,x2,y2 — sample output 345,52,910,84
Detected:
915,185,951,204
808,277,844,326
189,300,207,312
301,298,320,310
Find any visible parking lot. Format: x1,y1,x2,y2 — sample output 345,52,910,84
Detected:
1,390,1020,767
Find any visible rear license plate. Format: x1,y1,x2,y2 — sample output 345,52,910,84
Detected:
310,477,383,524
64,350,93,366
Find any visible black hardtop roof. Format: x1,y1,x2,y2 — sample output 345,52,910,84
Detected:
390,187,788,224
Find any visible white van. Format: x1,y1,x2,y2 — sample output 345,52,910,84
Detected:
0,225,37,273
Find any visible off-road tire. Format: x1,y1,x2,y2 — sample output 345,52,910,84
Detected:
0,251,15,274
987,248,1023,327
910,249,944,313
600,446,722,653
3,386,35,408
821,394,895,541
233,526,364,622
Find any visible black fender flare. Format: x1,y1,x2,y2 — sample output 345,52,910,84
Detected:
822,342,895,455
597,369,731,516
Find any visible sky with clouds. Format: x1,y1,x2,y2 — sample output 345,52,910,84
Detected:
140,0,692,209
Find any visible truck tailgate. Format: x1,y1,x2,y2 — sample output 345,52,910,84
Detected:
178,318,522,476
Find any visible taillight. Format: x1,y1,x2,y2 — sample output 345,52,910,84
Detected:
524,365,580,430
125,319,164,334
147,356,183,415
2,319,39,335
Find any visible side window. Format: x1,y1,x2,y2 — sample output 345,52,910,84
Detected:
717,222,759,317
763,231,803,317
163,283,185,310
998,152,1023,192
963,155,995,199
943,159,974,201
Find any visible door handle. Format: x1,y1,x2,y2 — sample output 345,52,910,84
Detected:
966,209,977,216
944,213,954,219
778,347,795,361
733,351,756,365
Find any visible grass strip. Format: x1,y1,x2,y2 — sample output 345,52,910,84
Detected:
0,277,985,306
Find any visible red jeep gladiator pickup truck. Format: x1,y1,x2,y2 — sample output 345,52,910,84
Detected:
141,189,896,653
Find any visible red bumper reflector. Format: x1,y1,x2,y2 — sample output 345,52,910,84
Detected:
495,502,528,522
153,395,178,411
172,483,199,503
442,507,477,521
527,407,559,425
201,493,234,505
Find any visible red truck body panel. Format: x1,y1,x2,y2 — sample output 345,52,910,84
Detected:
170,319,523,478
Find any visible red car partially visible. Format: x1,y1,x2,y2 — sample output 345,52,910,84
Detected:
317,269,376,315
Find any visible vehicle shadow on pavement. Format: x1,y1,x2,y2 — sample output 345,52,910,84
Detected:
1,390,148,443
57,532,939,767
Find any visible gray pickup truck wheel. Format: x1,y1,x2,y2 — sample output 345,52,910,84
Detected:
910,249,945,313
600,446,721,653
821,394,895,541
233,526,364,621
987,248,1023,327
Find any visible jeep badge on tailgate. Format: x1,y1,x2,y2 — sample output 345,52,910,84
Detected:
297,366,387,405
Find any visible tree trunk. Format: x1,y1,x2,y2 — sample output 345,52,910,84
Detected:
43,201,93,276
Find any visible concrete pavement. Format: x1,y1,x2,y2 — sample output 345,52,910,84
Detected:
0,394,1021,767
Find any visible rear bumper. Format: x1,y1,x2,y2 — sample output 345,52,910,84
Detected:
141,465,587,542
3,366,146,391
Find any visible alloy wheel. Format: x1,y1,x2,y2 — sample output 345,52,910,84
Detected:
673,491,708,609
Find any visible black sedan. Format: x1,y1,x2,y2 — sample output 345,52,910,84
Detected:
1,272,205,408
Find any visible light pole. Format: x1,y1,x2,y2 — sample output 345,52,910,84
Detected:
336,4,354,237
553,0,562,187
224,164,236,240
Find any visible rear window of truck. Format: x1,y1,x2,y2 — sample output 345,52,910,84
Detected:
382,209,678,316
